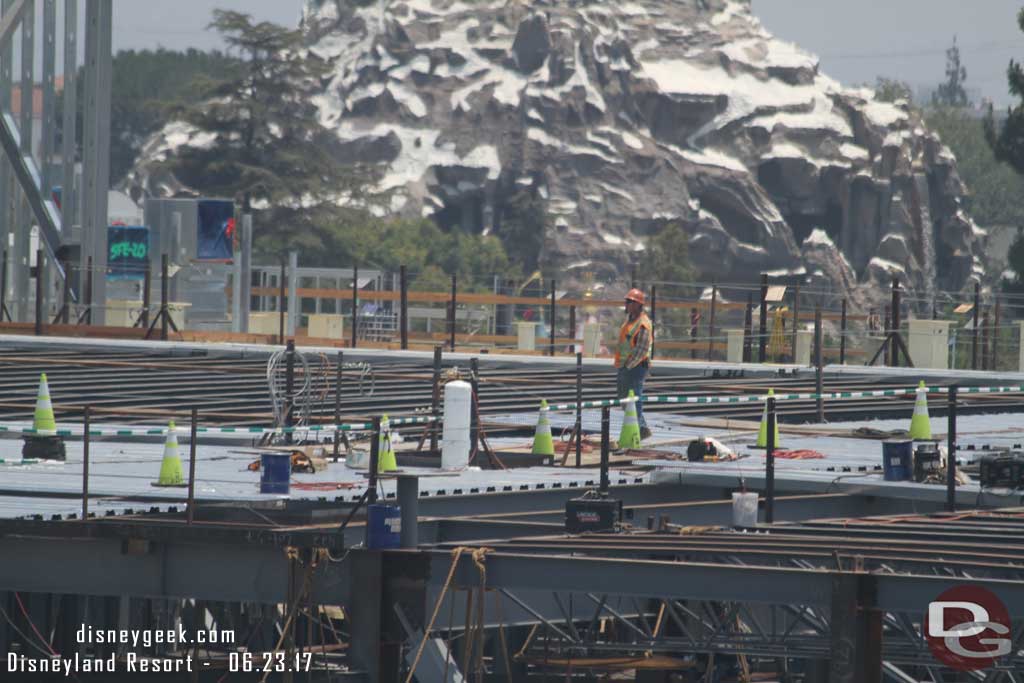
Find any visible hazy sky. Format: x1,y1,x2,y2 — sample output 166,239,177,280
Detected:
106,0,1024,107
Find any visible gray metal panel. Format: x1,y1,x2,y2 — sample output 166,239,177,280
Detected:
81,0,110,323
61,0,76,233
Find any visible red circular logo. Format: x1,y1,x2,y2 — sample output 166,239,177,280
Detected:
925,585,1011,671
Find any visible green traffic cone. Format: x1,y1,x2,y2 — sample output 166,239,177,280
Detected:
33,373,57,432
618,390,641,450
909,380,931,440
154,420,186,487
532,399,555,456
378,415,397,472
756,389,781,448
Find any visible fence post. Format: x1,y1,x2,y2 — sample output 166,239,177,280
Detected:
707,284,717,361
34,248,44,336
351,264,359,349
972,282,980,370
993,295,1002,370
947,386,957,512
187,406,198,525
758,274,768,363
815,306,824,422
161,254,169,341
575,352,583,468
791,283,800,363
278,256,285,346
367,416,381,505
399,264,408,350
58,259,71,324
569,305,576,343
84,256,93,325
0,249,8,322
765,396,776,523
430,345,442,453
690,307,698,360
890,277,901,367
839,298,847,365
284,339,296,445
82,406,90,520
600,405,610,493
743,292,753,363
449,274,456,352
549,278,556,357
981,311,990,371
469,357,479,459
140,260,150,328
333,351,343,462
649,285,656,360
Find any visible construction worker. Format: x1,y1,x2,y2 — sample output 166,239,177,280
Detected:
615,288,653,440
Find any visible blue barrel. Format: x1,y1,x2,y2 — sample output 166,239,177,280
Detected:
882,440,913,481
366,504,402,549
260,452,292,494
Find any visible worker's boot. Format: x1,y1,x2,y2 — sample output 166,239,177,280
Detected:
640,426,652,440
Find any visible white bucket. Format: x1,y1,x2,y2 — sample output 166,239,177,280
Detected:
731,492,759,528
441,380,472,470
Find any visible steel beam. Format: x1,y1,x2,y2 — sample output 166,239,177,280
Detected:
0,535,351,604
81,0,110,324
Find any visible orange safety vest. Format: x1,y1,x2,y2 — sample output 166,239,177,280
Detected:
614,313,652,368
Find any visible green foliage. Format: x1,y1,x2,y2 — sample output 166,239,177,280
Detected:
874,77,913,104
638,221,697,285
986,9,1024,176
59,48,241,183
497,189,547,272
161,10,381,261
926,107,1024,226
308,217,516,290
933,36,970,107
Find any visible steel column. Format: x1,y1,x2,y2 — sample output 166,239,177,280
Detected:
81,0,111,324
11,0,32,320
60,0,75,228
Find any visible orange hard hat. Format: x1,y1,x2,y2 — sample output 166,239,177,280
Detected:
625,288,645,305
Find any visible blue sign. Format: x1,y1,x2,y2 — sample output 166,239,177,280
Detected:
107,225,149,280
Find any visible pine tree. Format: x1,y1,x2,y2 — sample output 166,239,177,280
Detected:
986,9,1024,176
932,36,969,108
161,11,380,257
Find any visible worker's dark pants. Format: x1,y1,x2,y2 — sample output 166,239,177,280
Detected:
616,364,648,430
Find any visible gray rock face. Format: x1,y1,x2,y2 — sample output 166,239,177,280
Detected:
126,0,986,306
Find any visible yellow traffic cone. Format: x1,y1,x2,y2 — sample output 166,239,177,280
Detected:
909,380,931,440
378,415,397,472
33,373,57,433
154,420,186,487
618,390,641,450
756,389,781,448
531,399,555,456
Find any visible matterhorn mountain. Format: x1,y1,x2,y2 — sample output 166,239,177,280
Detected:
126,0,985,307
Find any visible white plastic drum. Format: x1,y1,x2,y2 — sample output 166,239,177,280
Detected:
441,380,472,470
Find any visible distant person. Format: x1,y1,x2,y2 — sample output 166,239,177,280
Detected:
868,308,881,333
615,288,653,440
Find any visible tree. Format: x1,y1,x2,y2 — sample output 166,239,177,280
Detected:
638,221,697,285
933,36,969,108
874,77,913,104
986,9,1024,176
161,10,380,261
926,107,1024,226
